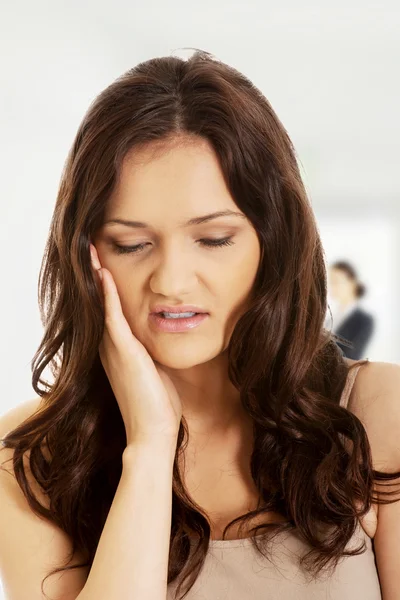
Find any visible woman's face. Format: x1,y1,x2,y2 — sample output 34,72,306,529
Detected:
92,136,262,370
328,267,356,303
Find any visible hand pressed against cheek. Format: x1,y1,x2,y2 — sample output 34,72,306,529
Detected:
91,221,260,369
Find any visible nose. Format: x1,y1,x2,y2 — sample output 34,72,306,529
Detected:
149,244,198,297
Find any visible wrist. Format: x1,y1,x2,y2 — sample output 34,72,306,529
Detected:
123,439,177,463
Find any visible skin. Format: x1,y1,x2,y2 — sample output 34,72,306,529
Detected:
92,134,261,446
328,266,358,311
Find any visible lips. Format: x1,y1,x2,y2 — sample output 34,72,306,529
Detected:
157,311,199,315
150,304,208,315
149,311,209,332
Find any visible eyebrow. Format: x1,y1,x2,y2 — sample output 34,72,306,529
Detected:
103,210,247,229
104,210,246,229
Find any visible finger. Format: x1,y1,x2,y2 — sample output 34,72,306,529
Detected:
101,268,133,348
89,244,105,312
90,243,102,271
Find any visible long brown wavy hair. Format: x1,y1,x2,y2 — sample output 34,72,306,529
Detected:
2,49,399,600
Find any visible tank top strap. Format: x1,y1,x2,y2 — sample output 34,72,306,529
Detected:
339,358,370,409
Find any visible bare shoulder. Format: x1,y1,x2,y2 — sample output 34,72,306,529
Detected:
0,397,89,598
0,396,49,504
0,396,43,439
0,396,43,443
346,363,400,592
346,359,400,472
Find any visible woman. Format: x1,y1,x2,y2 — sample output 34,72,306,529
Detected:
1,50,400,600
328,260,375,360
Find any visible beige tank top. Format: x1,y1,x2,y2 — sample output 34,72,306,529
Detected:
167,360,382,599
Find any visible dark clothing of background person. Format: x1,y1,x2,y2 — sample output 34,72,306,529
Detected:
334,307,375,360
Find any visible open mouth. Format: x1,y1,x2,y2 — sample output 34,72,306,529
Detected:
149,312,209,332
157,311,199,319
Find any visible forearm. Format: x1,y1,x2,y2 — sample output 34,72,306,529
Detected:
78,442,176,600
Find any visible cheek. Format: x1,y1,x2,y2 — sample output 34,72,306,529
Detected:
233,247,260,293
219,260,259,323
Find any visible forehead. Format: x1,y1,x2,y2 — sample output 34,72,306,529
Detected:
107,137,235,216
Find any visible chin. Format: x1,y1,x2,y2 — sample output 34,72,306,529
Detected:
148,342,221,371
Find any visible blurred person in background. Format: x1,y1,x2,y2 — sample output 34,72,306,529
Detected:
328,260,375,360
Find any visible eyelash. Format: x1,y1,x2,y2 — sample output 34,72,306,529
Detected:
112,237,235,255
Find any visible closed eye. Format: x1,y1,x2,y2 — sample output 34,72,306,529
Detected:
112,237,235,256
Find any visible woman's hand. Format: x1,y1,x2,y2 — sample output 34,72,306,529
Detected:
90,243,183,448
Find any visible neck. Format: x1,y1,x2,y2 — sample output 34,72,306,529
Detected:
161,351,246,436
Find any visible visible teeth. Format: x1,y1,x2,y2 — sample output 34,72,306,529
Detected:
161,312,197,319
